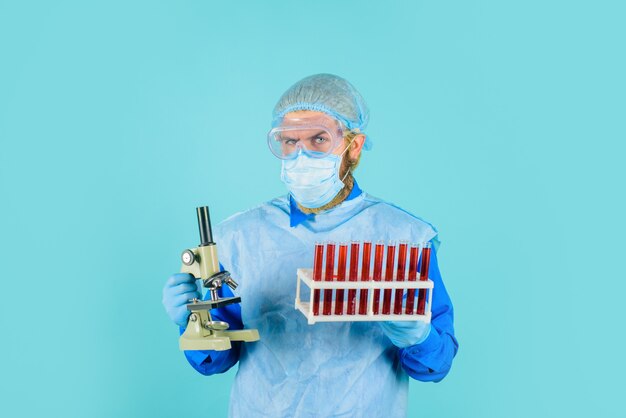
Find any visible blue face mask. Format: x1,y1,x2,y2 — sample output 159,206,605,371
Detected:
280,148,351,209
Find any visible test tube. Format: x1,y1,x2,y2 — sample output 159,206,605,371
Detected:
372,241,385,314
417,242,432,315
393,241,408,314
358,241,372,315
405,243,420,314
347,241,360,315
382,242,396,314
334,243,348,315
312,242,324,316
323,242,336,315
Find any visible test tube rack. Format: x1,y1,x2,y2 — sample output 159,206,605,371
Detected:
295,241,434,325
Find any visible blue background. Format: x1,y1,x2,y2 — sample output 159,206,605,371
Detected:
1,1,624,417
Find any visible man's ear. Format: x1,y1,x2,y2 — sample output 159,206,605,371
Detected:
349,134,366,160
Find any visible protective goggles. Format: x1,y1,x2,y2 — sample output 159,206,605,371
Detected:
267,116,346,160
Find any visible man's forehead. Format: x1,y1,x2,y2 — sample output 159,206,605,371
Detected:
281,111,340,129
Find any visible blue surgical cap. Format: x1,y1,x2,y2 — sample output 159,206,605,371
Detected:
272,74,372,151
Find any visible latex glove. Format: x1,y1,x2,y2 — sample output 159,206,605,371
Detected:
162,273,201,328
379,321,432,348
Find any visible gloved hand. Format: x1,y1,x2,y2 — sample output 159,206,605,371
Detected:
379,320,431,348
162,273,201,328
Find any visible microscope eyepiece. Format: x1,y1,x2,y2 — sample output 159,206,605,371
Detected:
196,206,214,246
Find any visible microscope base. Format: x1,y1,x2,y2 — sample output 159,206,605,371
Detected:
179,309,260,351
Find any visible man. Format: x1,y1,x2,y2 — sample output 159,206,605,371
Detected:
163,74,458,418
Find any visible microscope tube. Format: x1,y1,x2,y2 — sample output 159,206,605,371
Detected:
323,242,336,316
372,241,385,314
417,242,432,315
347,241,360,315
334,243,348,315
312,242,324,316
394,241,408,314
405,244,420,314
358,241,372,315
382,242,396,315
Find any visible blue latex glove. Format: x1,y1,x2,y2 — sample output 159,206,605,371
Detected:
162,273,201,328
379,321,432,348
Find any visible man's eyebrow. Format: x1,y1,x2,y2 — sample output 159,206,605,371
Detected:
278,133,299,140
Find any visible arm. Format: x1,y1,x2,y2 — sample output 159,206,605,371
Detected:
181,268,244,376
398,246,459,382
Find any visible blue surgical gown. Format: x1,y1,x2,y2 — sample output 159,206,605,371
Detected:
181,186,458,418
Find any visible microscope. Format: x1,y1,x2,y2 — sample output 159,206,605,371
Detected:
178,206,259,351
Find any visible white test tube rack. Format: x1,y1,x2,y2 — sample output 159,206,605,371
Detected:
295,268,434,325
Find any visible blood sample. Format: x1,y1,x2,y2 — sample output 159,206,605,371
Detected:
334,243,348,315
372,241,385,314
312,242,324,316
417,242,432,315
358,241,372,315
323,242,336,315
393,241,408,314
347,241,360,315
405,243,420,314
382,242,396,314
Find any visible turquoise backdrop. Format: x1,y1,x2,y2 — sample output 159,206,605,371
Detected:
1,1,624,417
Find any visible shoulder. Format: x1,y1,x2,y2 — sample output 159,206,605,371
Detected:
214,195,289,238
213,196,292,267
363,193,438,232
361,192,440,244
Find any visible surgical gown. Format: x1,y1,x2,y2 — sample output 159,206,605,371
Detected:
181,186,458,418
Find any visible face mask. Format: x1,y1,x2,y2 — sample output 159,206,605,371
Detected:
280,146,351,209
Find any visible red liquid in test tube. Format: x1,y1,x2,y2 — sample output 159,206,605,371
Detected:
372,241,385,314
312,242,324,316
334,243,348,315
323,242,336,315
382,242,396,314
347,241,360,315
358,241,372,315
393,241,408,314
417,242,432,315
405,244,420,314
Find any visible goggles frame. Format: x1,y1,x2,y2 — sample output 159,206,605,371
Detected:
267,124,346,160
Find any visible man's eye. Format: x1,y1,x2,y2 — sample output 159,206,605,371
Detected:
313,136,328,144
283,138,298,145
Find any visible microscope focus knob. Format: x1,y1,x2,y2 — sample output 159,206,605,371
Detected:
181,249,196,266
